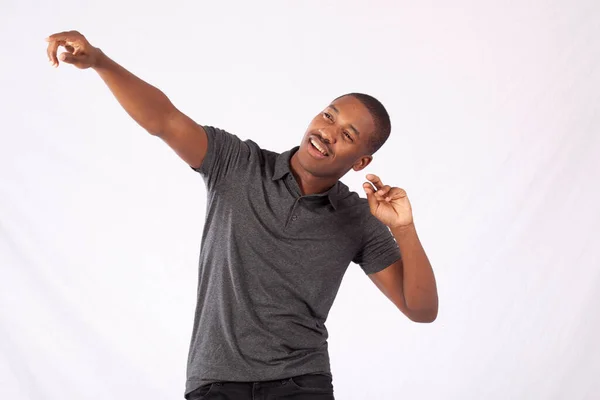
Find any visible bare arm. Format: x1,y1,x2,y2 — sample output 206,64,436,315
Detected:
362,174,438,323
369,224,438,323
46,30,208,169
388,223,438,321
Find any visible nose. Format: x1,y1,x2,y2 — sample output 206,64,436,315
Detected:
320,129,337,144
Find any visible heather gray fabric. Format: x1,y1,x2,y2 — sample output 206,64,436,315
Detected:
185,125,401,397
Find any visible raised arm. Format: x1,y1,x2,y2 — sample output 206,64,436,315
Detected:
46,30,208,169
362,174,438,323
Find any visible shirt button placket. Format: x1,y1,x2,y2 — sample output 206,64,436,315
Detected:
291,197,301,223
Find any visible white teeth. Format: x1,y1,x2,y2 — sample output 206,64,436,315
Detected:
310,139,328,156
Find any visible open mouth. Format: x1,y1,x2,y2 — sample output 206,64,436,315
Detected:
308,137,329,158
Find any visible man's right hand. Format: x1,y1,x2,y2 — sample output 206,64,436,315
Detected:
46,30,101,69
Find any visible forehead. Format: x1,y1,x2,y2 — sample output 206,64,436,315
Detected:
327,96,375,136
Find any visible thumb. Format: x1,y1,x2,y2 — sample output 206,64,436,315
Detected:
363,183,379,214
58,52,90,67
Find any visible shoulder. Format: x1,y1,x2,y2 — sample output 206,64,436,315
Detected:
260,146,279,161
335,181,392,233
335,180,370,213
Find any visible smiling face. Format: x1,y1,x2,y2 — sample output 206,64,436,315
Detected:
297,95,376,179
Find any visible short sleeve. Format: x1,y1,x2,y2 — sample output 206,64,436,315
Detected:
190,125,252,190
353,212,402,275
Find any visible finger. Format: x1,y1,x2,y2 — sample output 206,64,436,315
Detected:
46,31,76,43
63,41,83,55
46,39,64,67
366,174,384,190
389,187,407,198
46,31,82,66
362,182,379,213
72,44,83,56
58,51,88,65
376,185,392,198
363,182,375,193
383,187,407,202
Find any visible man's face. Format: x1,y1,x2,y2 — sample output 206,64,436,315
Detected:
298,95,376,178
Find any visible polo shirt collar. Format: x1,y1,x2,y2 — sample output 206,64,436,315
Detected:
272,146,340,210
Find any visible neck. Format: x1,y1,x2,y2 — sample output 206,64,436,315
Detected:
289,152,338,196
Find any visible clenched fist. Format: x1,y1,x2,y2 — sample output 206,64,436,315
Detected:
45,30,101,69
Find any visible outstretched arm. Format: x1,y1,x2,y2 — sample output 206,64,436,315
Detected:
45,30,208,169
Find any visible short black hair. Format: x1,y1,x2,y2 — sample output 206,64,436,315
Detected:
334,93,391,155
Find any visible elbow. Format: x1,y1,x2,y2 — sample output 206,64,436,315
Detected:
405,305,438,323
147,127,162,137
147,120,168,137
409,312,437,324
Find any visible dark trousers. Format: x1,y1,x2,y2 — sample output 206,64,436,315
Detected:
185,373,335,400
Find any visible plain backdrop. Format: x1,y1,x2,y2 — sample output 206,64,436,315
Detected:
1,1,599,399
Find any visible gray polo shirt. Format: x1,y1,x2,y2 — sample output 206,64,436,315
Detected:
185,125,401,396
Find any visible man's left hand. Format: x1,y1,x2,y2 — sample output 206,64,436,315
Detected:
363,174,414,229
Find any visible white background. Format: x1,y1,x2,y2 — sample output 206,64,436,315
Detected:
1,1,599,399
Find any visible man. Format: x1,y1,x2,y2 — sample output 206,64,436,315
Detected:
46,30,438,400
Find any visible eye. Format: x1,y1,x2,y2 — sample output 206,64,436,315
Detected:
344,131,353,141
323,112,333,120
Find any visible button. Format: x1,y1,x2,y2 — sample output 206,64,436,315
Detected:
291,215,298,221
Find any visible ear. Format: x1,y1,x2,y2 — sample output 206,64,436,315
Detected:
352,155,373,172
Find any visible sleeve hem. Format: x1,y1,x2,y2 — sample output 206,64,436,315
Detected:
362,252,402,275
190,125,213,174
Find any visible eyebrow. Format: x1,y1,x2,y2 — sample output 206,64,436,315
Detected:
328,105,361,138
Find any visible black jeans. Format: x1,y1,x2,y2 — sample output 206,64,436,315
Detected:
185,373,335,400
